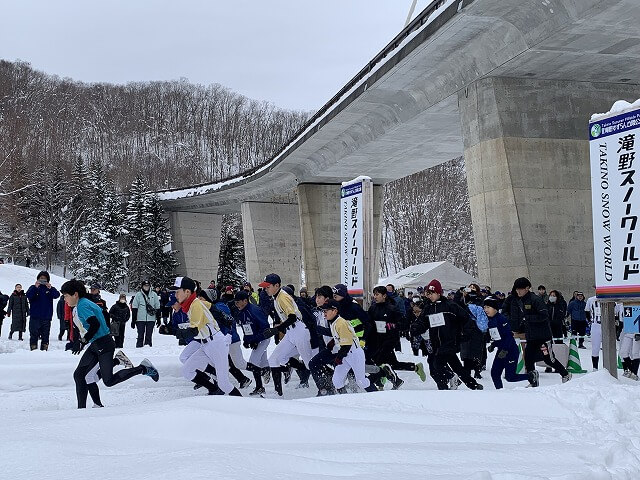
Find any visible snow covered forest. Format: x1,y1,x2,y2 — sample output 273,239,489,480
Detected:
0,59,476,287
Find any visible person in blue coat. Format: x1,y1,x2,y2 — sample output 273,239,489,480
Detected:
483,296,531,389
25,271,60,351
234,290,271,395
61,279,159,408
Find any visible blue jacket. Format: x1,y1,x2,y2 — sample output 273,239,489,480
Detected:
214,301,240,343
388,291,406,317
468,303,489,332
26,284,60,320
234,303,270,344
74,297,110,343
488,312,518,353
567,299,587,321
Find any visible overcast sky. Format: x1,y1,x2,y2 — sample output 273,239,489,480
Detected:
0,0,434,111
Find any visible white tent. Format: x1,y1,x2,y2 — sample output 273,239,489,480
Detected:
379,261,478,292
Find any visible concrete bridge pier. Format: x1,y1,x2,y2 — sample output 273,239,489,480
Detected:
297,183,384,292
459,76,640,294
241,200,302,287
169,211,222,284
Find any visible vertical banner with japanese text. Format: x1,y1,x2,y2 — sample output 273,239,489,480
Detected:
589,105,640,299
340,177,373,301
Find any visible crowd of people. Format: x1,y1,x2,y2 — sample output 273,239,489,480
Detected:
4,269,636,408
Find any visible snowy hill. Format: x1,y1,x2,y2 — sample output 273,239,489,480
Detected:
1,265,640,478
0,264,120,306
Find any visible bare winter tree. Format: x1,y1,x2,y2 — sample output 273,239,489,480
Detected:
379,157,477,278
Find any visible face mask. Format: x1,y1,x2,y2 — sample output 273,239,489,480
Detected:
119,299,126,303
549,296,557,303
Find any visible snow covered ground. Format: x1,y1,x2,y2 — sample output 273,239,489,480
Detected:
2,267,640,479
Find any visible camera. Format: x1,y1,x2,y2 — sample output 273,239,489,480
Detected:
39,280,48,285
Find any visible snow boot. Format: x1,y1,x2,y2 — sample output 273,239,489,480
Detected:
250,386,266,396
527,370,539,387
271,367,284,396
228,387,242,397
592,356,599,371
40,343,48,351
337,386,348,394
30,344,37,351
365,384,379,392
193,370,220,395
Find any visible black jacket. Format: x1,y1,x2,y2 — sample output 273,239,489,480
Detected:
411,297,470,356
548,297,567,339
366,299,402,361
505,291,552,342
109,302,131,324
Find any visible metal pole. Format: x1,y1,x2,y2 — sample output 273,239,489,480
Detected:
600,301,618,378
405,0,418,27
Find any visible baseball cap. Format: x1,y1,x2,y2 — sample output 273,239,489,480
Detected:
89,282,101,290
169,276,196,292
258,273,281,288
319,299,340,310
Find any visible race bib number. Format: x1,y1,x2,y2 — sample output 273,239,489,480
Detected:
242,324,253,336
375,321,387,333
421,330,430,341
489,327,501,341
429,313,446,328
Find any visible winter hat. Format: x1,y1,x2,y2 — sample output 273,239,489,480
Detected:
282,285,294,296
513,277,532,290
37,271,50,282
483,296,501,311
203,288,218,302
332,284,348,298
425,279,443,295
234,290,249,301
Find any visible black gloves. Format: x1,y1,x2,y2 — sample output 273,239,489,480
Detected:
243,340,250,349
71,337,86,355
326,339,335,351
487,344,495,353
131,320,136,329
156,319,161,327
334,356,343,365
262,327,280,339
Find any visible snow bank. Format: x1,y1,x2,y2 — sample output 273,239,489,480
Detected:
0,264,120,306
591,98,640,121
2,325,640,479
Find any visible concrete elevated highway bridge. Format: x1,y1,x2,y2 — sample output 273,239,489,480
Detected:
159,0,640,294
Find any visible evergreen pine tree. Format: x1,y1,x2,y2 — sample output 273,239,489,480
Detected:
125,174,152,288
217,213,245,287
65,156,91,275
72,160,127,291
146,194,178,287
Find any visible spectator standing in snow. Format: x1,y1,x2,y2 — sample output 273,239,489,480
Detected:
566,292,587,348
0,289,9,336
131,280,160,347
26,271,60,351
7,284,29,340
109,293,131,348
61,279,158,409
